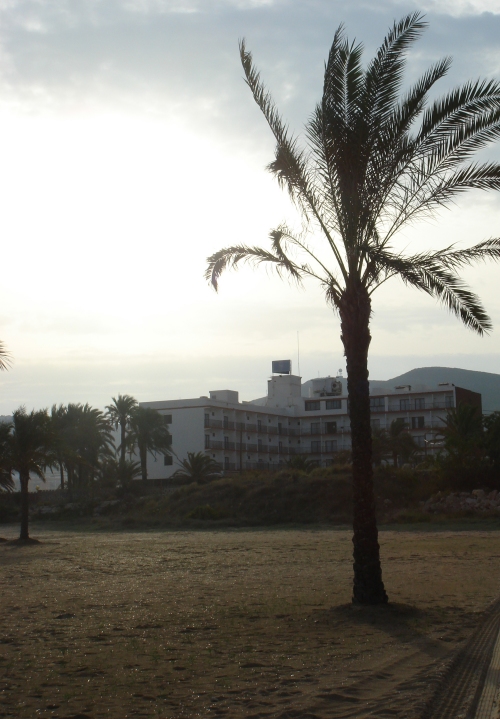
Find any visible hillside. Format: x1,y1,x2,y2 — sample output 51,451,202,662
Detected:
370,367,500,413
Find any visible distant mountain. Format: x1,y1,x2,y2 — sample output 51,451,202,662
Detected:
370,367,500,413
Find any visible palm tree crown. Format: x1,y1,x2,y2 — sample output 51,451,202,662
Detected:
208,13,500,328
206,14,500,604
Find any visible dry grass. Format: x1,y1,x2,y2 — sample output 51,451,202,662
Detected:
1,524,500,718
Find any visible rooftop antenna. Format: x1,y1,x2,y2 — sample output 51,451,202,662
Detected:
297,331,300,377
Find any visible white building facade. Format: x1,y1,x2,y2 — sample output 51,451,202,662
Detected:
141,371,482,479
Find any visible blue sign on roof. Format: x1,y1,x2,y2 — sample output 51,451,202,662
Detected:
272,360,291,374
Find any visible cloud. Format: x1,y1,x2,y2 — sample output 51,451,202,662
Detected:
392,0,500,16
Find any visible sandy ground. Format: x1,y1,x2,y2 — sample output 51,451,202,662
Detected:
1,525,500,719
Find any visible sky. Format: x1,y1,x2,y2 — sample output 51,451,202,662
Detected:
1,0,500,411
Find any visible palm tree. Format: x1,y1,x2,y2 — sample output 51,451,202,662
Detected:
129,406,172,481
285,455,318,473
206,14,500,603
53,403,114,498
51,404,68,490
99,457,142,489
173,452,221,484
73,405,114,496
105,395,138,466
388,418,417,467
3,408,54,541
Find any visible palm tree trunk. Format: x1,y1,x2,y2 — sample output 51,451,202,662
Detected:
67,465,74,499
59,457,65,491
19,471,30,541
120,422,126,465
139,444,147,482
340,283,388,605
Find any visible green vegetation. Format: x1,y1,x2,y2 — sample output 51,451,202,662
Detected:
128,406,171,481
172,451,221,484
0,394,174,538
206,13,500,603
1,408,54,540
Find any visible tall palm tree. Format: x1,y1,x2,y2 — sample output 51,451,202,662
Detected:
206,14,500,603
3,408,54,541
51,404,68,490
129,406,172,481
105,395,138,466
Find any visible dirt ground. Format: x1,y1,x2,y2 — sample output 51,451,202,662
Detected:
1,525,500,719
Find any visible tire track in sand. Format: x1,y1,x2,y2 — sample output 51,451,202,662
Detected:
422,597,500,719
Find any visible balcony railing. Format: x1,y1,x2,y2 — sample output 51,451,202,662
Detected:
204,418,299,435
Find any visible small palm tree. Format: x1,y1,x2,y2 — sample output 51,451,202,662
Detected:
207,14,500,603
4,408,54,541
173,452,221,484
129,406,172,481
100,457,141,488
389,418,417,467
106,395,138,466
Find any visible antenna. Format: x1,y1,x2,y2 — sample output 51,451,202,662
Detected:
297,331,301,376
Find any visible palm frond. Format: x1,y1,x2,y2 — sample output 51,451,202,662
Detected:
239,40,313,214
363,12,427,129
417,78,500,147
368,247,491,334
437,238,500,269
0,342,11,371
206,243,305,292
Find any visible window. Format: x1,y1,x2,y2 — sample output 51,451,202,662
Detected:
257,419,262,431
325,440,337,452
310,422,321,434
445,395,454,408
258,438,263,450
411,416,425,429
305,401,320,411
224,457,229,470
370,397,385,410
163,414,172,424
400,398,410,411
326,399,341,410
414,398,425,410
325,421,337,434
278,422,282,434
223,416,229,428
311,440,321,452
224,436,229,449
163,455,173,466
204,413,210,427
279,441,283,452
414,436,425,448
205,435,210,449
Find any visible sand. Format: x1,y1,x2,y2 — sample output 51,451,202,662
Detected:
1,524,500,718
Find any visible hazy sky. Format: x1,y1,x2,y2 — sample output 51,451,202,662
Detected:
1,0,500,412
